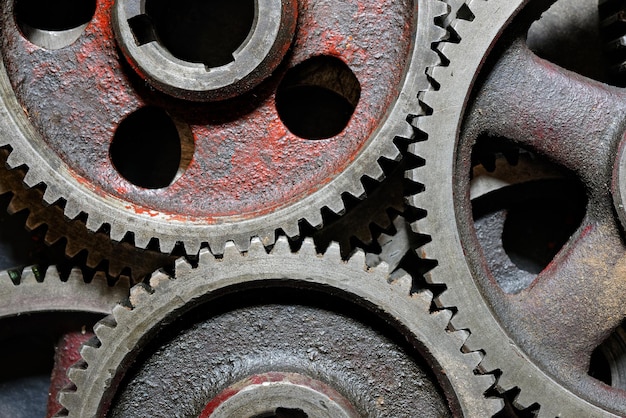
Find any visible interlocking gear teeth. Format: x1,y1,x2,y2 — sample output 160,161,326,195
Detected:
59,237,501,417
0,265,129,316
0,150,173,279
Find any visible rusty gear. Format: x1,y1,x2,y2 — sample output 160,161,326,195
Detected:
57,238,502,417
0,0,447,256
411,0,626,415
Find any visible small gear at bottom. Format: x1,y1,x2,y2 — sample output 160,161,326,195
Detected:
57,238,502,417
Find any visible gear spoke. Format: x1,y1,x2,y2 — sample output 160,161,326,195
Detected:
508,217,626,371
464,37,626,191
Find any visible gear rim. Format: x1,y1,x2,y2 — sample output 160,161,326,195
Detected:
57,237,502,417
410,0,626,416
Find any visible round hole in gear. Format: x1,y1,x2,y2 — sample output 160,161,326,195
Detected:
14,0,96,31
14,0,96,49
276,56,361,140
144,0,255,68
110,107,188,190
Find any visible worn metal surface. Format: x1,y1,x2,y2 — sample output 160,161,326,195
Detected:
0,266,129,417
58,238,502,417
0,0,442,254
410,0,626,415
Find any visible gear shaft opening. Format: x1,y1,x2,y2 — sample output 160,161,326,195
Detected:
142,0,255,68
276,56,361,140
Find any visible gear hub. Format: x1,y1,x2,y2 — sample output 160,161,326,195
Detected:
113,0,297,101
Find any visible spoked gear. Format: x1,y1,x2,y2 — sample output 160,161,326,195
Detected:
58,238,502,417
0,265,129,417
0,0,447,255
0,149,173,280
411,0,626,415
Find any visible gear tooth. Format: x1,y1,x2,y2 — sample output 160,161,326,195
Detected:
233,236,251,253
175,256,194,276
0,270,13,285
299,238,317,257
478,352,500,376
149,270,171,289
80,344,99,364
42,184,61,204
207,238,226,256
346,249,366,269
85,214,101,231
388,272,411,295
7,196,26,215
449,313,470,334
20,267,38,285
58,390,81,413
304,211,323,229
512,388,537,411
21,167,42,188
133,233,151,250
282,222,300,239
45,265,62,282
198,248,217,265
453,325,483,351
248,237,267,256
65,268,85,285
64,239,83,257
373,260,391,276
27,215,47,234
109,223,127,242
272,236,291,255
434,289,457,308
222,241,242,259
113,275,131,293
324,199,345,216
93,318,116,341
183,238,201,256
324,242,342,262
158,237,177,254
64,200,82,220
111,303,131,322
5,149,23,168
66,366,87,389
129,283,152,307
431,308,453,327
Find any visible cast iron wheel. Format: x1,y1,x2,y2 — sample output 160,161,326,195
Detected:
410,0,626,415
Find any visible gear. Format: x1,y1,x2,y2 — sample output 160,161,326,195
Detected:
0,265,130,417
57,237,502,417
411,0,626,415
0,0,447,255
0,149,173,280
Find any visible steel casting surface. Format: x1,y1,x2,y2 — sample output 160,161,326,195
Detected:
0,0,438,254
57,238,502,417
411,0,626,415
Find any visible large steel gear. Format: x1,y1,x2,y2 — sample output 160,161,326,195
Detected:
0,0,447,256
411,0,626,415
0,265,129,417
57,238,503,417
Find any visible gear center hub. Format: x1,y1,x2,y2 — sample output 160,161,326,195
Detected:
199,372,359,418
112,0,297,101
